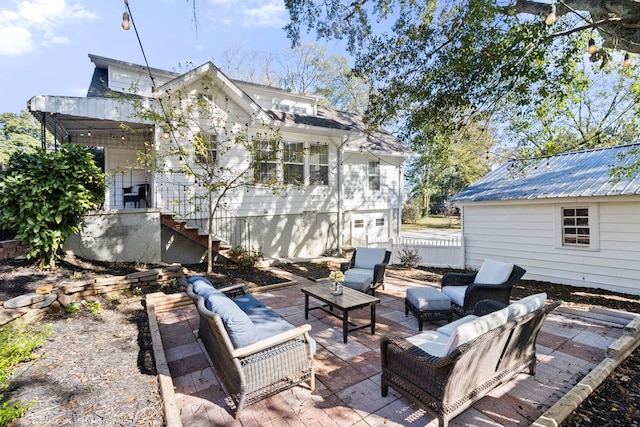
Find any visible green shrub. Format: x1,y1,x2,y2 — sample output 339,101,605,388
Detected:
0,144,105,268
227,245,263,269
0,322,51,425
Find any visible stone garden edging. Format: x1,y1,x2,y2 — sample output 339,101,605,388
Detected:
0,264,185,327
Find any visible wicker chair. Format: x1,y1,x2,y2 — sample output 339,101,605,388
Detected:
186,283,315,417
340,247,391,295
441,261,526,317
381,299,561,427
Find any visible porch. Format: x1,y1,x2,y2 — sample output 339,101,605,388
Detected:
147,270,636,426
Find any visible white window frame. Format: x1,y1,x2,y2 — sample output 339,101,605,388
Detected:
554,203,600,251
194,132,218,165
308,142,329,185
283,141,305,185
254,139,279,184
368,160,380,190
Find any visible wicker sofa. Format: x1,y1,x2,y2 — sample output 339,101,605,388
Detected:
381,293,561,427
185,276,315,417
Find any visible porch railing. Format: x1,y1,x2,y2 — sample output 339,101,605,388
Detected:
155,178,251,250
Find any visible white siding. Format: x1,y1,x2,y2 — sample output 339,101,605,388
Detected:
461,198,640,295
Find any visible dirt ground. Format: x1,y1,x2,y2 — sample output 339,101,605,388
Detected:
1,256,639,426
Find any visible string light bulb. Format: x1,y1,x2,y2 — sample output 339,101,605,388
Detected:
624,52,632,68
121,11,130,30
87,131,91,137
545,4,556,25
163,128,169,139
588,38,597,55
178,156,184,166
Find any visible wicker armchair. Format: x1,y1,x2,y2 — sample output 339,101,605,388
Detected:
441,262,526,317
186,283,315,417
381,300,561,427
340,247,391,295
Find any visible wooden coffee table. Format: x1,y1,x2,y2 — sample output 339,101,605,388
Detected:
301,283,381,343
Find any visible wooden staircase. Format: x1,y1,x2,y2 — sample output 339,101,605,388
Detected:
160,214,221,252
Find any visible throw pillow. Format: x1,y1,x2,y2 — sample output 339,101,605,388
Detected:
206,293,259,348
190,278,222,298
474,259,514,285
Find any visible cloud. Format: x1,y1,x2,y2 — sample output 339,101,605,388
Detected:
243,0,286,27
0,0,97,56
0,26,34,55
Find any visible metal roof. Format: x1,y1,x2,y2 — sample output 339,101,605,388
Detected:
451,144,640,202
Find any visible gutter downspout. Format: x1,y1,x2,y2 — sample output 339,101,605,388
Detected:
337,134,354,252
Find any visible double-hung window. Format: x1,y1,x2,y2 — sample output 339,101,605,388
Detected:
309,143,328,185
194,132,218,165
368,161,380,190
254,139,278,184
562,207,590,246
283,142,304,185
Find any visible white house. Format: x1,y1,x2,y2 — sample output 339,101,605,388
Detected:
450,144,640,296
27,54,409,264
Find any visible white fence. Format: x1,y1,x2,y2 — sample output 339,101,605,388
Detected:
356,236,464,269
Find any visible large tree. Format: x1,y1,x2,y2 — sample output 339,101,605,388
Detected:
0,111,51,167
283,0,640,156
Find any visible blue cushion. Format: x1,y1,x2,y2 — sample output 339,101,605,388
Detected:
232,294,266,311
188,275,212,285
190,278,222,299
205,294,259,348
243,306,295,341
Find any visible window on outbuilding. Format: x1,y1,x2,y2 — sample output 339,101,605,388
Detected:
562,207,590,246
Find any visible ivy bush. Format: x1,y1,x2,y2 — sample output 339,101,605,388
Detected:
0,144,105,268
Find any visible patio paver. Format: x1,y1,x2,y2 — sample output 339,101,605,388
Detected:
150,273,634,427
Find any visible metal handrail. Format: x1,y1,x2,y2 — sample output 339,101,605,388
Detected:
154,178,252,249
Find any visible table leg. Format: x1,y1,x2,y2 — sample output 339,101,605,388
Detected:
342,309,349,343
370,304,376,335
304,294,309,320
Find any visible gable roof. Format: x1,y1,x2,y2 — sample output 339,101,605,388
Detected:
29,53,408,155
451,144,640,203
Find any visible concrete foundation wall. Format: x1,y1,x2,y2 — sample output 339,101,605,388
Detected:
248,212,338,258
65,210,162,264
161,227,208,265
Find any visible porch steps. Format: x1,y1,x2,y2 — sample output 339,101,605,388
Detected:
160,214,220,252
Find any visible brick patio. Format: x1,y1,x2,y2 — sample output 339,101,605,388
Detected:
151,270,630,426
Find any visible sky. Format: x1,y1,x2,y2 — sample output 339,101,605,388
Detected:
0,0,344,114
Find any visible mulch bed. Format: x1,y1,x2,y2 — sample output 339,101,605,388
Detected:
1,256,639,426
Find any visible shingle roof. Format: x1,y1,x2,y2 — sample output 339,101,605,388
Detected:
267,106,409,153
451,144,640,202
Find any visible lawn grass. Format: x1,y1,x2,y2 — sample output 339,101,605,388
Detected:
401,215,460,231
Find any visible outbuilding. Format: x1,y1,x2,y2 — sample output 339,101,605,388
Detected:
451,144,640,296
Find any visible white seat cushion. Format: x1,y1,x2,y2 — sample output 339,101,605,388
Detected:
444,307,510,355
441,285,467,306
436,315,478,336
353,248,386,270
474,259,514,285
507,293,547,320
407,331,451,358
